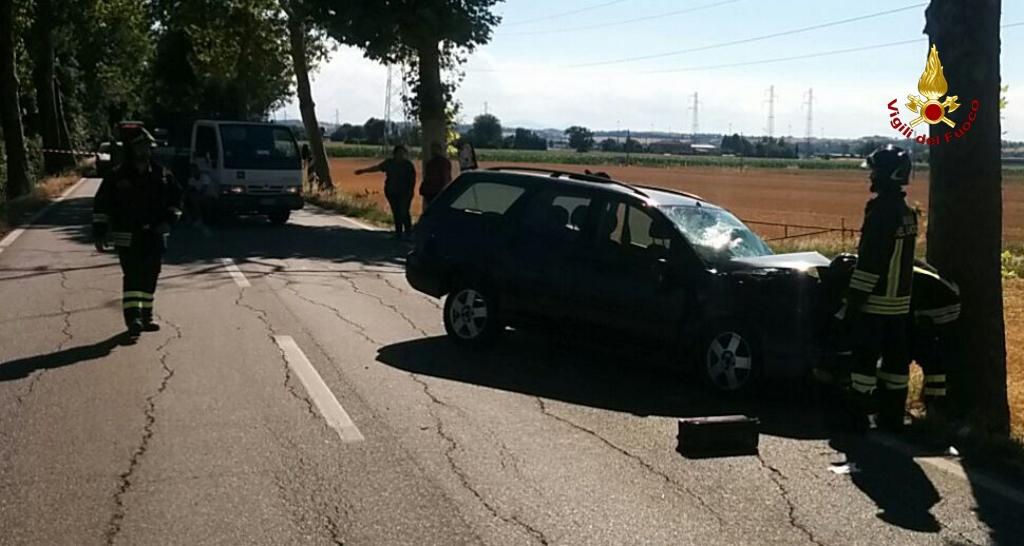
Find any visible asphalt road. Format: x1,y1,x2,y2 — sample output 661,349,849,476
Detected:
1,178,1022,545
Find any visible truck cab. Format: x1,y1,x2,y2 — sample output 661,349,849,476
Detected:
191,120,305,224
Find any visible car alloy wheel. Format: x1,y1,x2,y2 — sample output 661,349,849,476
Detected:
705,330,754,392
447,288,490,340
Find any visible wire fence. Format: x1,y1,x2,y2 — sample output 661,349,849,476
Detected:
741,218,859,242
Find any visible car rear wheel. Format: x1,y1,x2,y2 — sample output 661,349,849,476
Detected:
700,325,760,394
443,285,500,347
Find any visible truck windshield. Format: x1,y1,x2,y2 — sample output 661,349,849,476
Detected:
219,124,301,170
660,204,772,262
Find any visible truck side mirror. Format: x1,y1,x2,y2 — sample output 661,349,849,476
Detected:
301,144,312,161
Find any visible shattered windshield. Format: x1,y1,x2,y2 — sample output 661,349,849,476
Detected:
660,205,772,262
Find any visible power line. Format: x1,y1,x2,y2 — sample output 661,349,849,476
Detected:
466,21,1024,76
502,0,630,27
566,2,927,68
502,0,740,36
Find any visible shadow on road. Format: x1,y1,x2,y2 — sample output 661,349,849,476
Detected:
0,333,129,381
377,331,1023,540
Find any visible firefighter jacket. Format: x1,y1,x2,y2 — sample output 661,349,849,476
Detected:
911,262,961,328
847,191,917,316
93,162,183,250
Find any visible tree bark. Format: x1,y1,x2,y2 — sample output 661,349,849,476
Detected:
925,0,1008,435
31,0,72,174
417,40,446,171
285,10,333,191
0,0,31,200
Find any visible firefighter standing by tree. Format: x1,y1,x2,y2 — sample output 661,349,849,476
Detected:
92,126,183,340
841,144,918,431
910,260,962,418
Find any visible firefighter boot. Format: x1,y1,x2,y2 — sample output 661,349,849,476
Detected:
141,308,161,332
876,388,908,432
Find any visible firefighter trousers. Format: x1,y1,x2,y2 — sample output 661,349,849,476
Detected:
117,246,162,327
910,324,955,409
848,313,911,426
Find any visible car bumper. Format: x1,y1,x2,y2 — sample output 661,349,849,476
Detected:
217,193,304,213
406,252,446,298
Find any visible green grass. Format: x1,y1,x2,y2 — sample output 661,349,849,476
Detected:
1004,247,1024,279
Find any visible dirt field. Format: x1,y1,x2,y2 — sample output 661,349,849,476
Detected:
330,158,1024,244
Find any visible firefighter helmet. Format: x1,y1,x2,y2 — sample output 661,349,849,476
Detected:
864,144,912,192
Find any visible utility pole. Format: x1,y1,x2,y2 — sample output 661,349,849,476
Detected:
484,101,489,116
804,88,814,157
688,91,700,140
384,64,394,152
765,85,776,138
335,108,339,126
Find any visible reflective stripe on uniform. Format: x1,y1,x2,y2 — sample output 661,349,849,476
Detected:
123,291,154,300
123,301,145,310
850,373,877,394
93,213,110,223
886,242,904,298
863,295,911,315
923,387,947,397
877,371,908,390
916,304,961,324
168,207,182,218
850,269,879,293
111,231,133,247
924,374,947,384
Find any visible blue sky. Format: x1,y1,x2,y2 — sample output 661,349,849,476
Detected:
277,0,1024,139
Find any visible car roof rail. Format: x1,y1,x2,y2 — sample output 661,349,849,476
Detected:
631,184,705,202
485,166,647,197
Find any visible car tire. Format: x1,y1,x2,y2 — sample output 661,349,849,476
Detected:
698,322,761,394
443,283,501,348
268,209,291,225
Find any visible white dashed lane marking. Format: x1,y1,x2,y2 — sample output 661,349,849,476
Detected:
273,335,365,443
220,258,251,288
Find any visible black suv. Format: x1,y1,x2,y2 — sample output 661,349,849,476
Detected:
406,168,832,392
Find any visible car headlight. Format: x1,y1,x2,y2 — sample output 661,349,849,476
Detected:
222,185,245,195
285,186,300,194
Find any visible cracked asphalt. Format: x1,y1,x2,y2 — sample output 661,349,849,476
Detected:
1,179,1022,545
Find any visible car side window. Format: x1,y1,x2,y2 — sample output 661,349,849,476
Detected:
520,189,594,242
597,200,671,259
449,181,526,215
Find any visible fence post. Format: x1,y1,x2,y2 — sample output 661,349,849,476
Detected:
784,224,788,239
841,218,845,242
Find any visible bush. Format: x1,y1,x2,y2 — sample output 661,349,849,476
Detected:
1003,248,1024,279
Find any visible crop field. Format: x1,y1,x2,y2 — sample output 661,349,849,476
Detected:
324,141,1024,177
329,157,1024,243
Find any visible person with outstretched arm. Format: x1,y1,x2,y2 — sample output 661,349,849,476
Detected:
354,145,416,239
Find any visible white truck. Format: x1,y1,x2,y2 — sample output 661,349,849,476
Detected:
190,120,307,224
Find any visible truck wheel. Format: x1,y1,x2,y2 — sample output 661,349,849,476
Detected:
268,209,291,225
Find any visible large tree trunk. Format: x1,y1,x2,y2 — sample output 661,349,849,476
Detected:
416,40,446,170
0,0,31,200
31,0,73,174
285,10,332,190
925,0,1008,435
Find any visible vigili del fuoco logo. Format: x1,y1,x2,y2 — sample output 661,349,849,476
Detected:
886,44,980,146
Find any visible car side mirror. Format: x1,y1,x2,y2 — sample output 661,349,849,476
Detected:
301,144,312,161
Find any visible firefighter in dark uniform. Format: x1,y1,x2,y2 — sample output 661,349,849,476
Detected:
92,128,183,339
909,260,961,416
839,144,918,430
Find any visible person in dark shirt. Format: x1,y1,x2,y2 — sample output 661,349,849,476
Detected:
355,145,416,239
420,141,452,210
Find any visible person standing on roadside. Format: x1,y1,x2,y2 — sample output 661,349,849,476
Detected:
354,145,416,239
458,140,478,172
421,141,452,210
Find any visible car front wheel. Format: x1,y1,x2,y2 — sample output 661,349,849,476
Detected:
443,285,500,347
700,325,760,394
